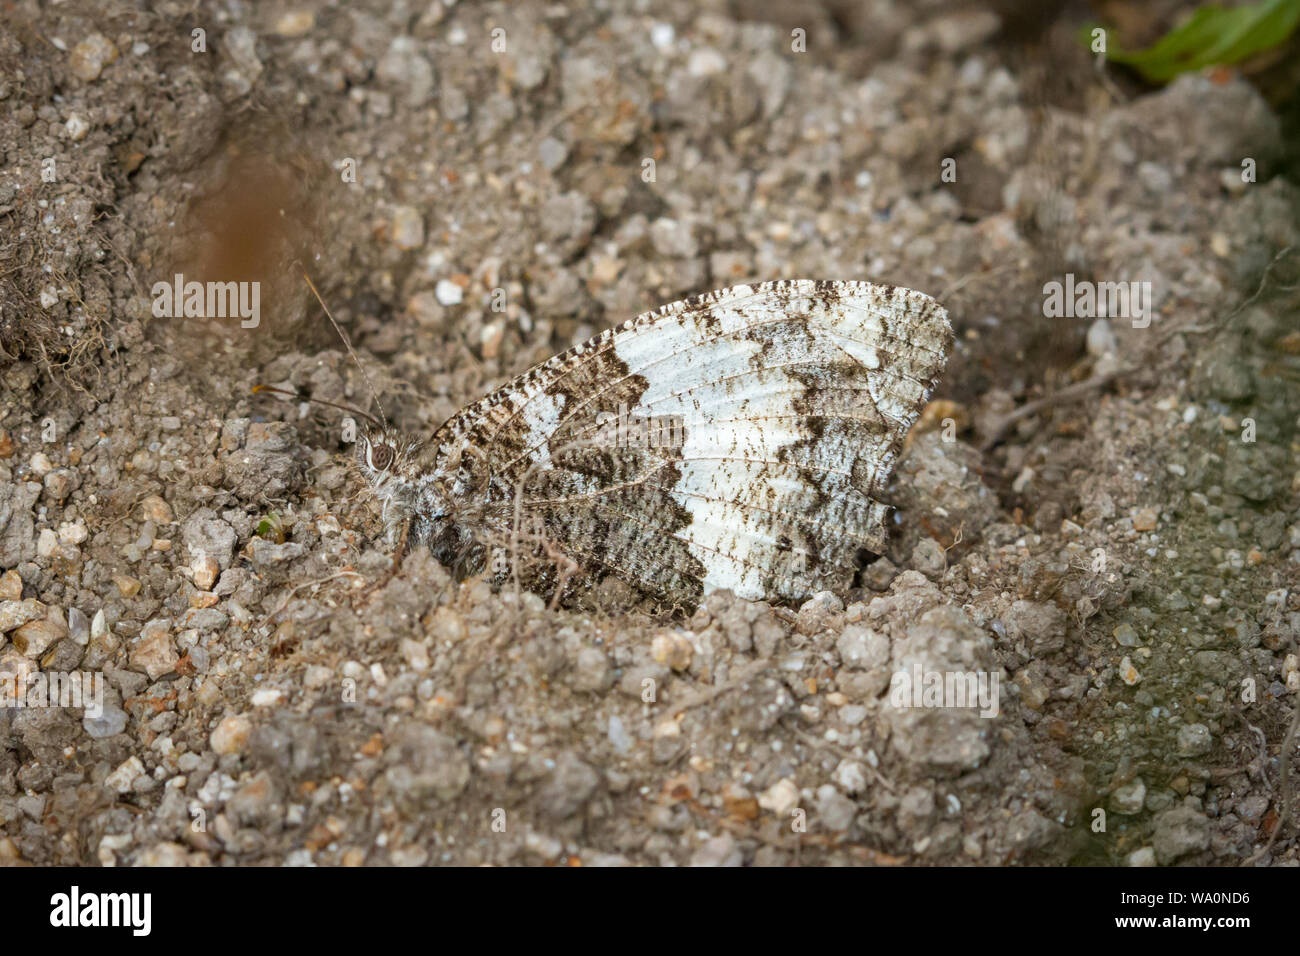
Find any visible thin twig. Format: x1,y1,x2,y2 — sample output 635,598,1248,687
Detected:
1241,697,1300,867
264,570,364,624
980,369,1126,452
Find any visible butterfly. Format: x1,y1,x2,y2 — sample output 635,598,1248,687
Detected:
351,279,951,610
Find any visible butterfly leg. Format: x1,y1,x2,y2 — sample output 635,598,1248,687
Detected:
390,515,412,572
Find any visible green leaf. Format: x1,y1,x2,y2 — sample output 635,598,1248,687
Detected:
1087,0,1300,84
255,513,284,542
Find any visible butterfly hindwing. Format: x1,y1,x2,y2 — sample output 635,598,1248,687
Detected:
426,279,951,608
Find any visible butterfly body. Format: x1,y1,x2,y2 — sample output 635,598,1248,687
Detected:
355,280,951,610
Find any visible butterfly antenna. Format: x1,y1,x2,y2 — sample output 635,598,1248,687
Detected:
298,265,389,429
251,384,383,428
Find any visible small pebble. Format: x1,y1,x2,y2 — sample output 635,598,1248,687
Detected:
211,714,253,755
435,279,463,306
105,756,144,793
1111,778,1146,815
63,607,89,645
58,520,88,544
400,638,430,671
138,494,173,524
1126,847,1157,867
0,571,22,601
273,11,315,36
13,617,65,657
192,555,219,591
758,778,800,816
1112,623,1140,647
650,632,692,671
65,114,89,141
129,620,178,679
833,760,867,794
113,574,141,598
1176,723,1212,757
0,599,45,632
83,705,128,739
36,529,59,558
689,834,742,866
69,33,118,82
390,206,425,250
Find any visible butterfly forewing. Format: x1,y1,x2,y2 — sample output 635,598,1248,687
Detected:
428,279,951,608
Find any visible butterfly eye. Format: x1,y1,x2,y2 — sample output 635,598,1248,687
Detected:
369,443,395,471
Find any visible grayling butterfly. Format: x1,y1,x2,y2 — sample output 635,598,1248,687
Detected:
341,279,951,610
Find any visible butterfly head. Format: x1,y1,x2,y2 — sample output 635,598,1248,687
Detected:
355,426,426,511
